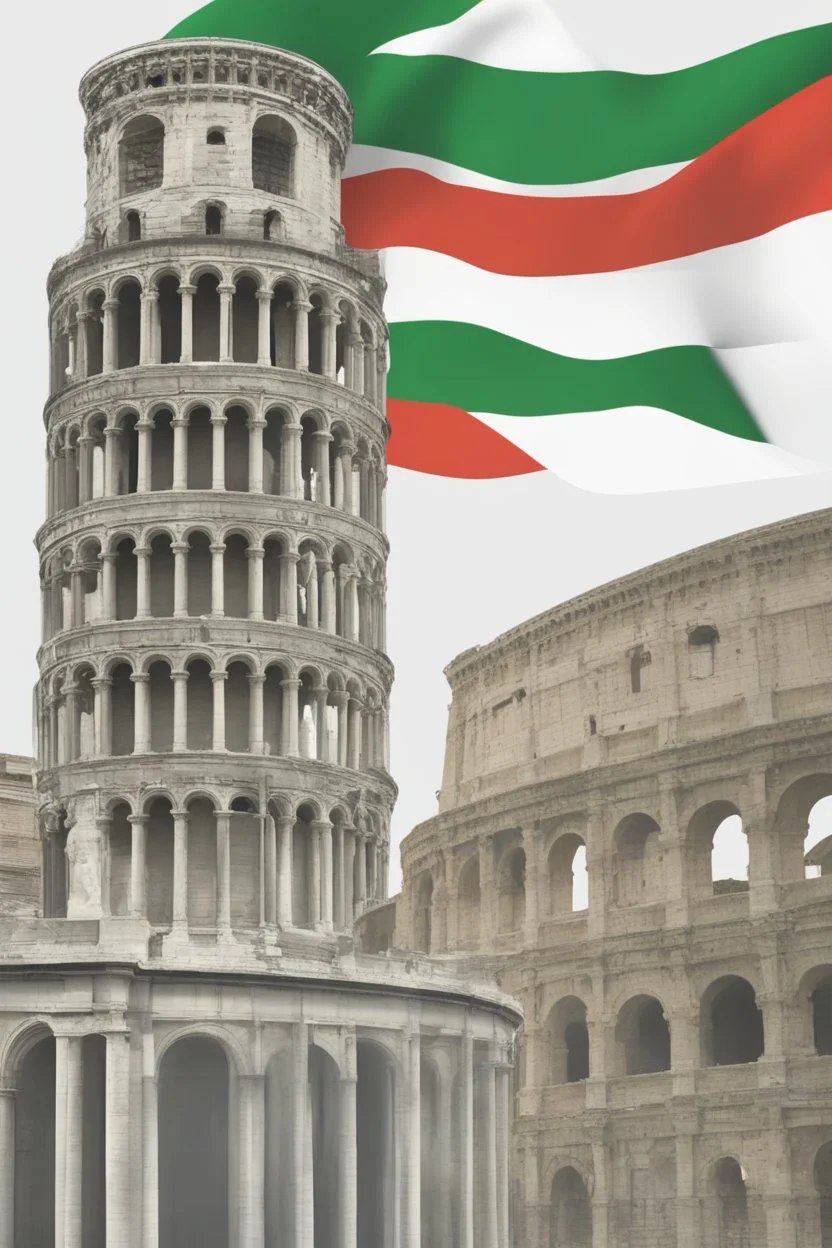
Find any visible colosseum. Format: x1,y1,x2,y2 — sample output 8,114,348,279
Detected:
0,35,519,1248
392,505,832,1247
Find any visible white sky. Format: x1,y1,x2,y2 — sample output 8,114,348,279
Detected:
1,1,832,892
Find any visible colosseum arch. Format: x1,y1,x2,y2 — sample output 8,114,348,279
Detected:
456,853,481,950
775,773,832,883
498,846,526,934
614,994,671,1076
816,1141,832,1246
701,975,764,1068
686,800,748,898
798,965,832,1057
547,821,588,915
706,1157,757,1248
413,869,434,953
549,1165,592,1247
611,813,661,906
547,996,589,1085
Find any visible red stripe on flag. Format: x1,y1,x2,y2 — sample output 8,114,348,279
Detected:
343,75,832,276
386,399,544,478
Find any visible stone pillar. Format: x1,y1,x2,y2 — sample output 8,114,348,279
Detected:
102,552,117,619
55,1034,84,1248
172,543,188,618
172,416,188,490
590,1138,610,1248
309,824,322,927
405,1031,421,1248
172,670,189,752
219,284,234,362
75,312,90,382
64,685,79,762
136,418,153,493
437,1065,453,1247
313,431,332,505
318,821,333,928
172,809,189,929
103,426,121,497
247,547,265,621
293,300,311,371
481,1060,499,1248
93,677,112,756
77,434,94,503
135,546,151,619
216,811,232,934
338,448,354,514
586,809,607,941
132,672,150,754
141,1029,159,1248
281,680,300,757
140,291,159,366
293,1024,311,1248
320,562,336,632
212,671,227,752
257,291,273,365
282,424,303,499
332,692,348,766
178,284,195,362
249,417,266,493
354,835,367,915
238,1075,266,1248
321,310,339,379
264,814,277,925
211,415,227,490
459,1029,475,1248
347,699,362,770
339,1047,358,1248
314,688,329,762
0,1090,13,1248
347,574,360,643
211,544,225,616
106,1032,132,1246
102,298,118,372
496,1061,511,1248
674,1126,701,1248
333,822,345,930
129,814,148,916
282,552,299,624
248,673,266,754
277,815,294,926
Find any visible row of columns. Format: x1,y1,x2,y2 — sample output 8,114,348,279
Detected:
0,1028,511,1248
41,677,389,771
47,419,386,527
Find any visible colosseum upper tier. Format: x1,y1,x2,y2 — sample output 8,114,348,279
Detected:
397,505,832,1248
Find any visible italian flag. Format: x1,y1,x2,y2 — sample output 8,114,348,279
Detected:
168,0,832,491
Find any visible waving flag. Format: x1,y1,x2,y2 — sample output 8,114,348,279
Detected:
168,0,832,489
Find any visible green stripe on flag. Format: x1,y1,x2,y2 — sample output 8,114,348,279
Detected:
387,321,765,442
168,4,832,184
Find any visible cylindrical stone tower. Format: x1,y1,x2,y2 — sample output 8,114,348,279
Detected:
0,39,520,1248
37,38,395,932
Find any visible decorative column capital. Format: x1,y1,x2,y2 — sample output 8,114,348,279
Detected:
141,290,160,304
209,414,228,427
217,283,236,297
209,543,226,555
91,677,113,690
171,669,190,682
103,426,122,439
291,299,313,313
247,673,267,687
280,678,301,692
210,670,229,684
312,430,333,444
170,542,189,555
177,283,196,296
130,672,151,686
245,546,265,561
171,809,190,821
128,814,149,828
102,298,120,312
136,417,155,432
101,552,119,564
133,546,151,559
256,290,274,304
171,415,190,429
329,690,349,709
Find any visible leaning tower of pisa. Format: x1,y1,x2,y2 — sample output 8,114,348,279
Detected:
0,36,519,1248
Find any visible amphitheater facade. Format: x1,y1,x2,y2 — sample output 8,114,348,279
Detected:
0,36,519,1248
394,506,832,1247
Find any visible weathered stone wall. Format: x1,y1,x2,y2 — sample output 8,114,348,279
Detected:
399,506,832,1247
0,756,38,917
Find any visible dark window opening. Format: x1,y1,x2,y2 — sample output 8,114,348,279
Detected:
146,73,165,88
120,116,164,195
205,205,223,236
689,624,720,647
252,116,295,197
207,128,226,146
126,211,141,242
264,209,281,240
813,979,832,1055
709,978,764,1066
565,1022,590,1083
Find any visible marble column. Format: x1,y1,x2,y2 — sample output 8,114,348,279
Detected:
281,680,300,756
339,1064,358,1248
136,419,153,493
293,1025,311,1248
106,1032,132,1245
248,673,266,754
172,670,188,752
292,301,311,371
247,547,265,621
238,1075,266,1248
55,1034,84,1248
404,1031,421,1248
178,284,195,363
172,810,189,929
249,417,266,493
102,298,118,373
264,814,277,926
219,284,234,363
141,1029,159,1248
172,416,188,490
216,812,232,934
135,546,151,619
172,543,188,618
257,291,273,366
129,814,148,916
211,544,226,616
276,815,294,926
459,1030,475,1248
0,1090,13,1248
212,671,228,751
319,821,333,928
132,673,150,754
211,415,227,490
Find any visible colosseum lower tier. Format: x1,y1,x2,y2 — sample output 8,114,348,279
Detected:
391,505,832,1248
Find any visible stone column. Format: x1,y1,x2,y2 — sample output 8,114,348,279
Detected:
211,544,225,616
481,1059,499,1248
309,824,322,927
140,291,159,366
172,670,189,752
132,672,151,754
674,1126,700,1248
347,574,360,643
292,300,311,371
320,562,336,633
178,284,195,363
212,671,228,751
338,447,354,514
277,815,294,926
172,543,188,618
367,839,378,901
129,814,148,916
106,1032,132,1245
281,680,300,757
247,547,265,621
264,814,277,925
0,1090,13,1248
249,674,266,754
436,1065,453,1247
333,821,346,929
313,432,332,505
172,810,189,929
282,423,303,499
459,1029,475,1248
63,684,79,762
405,1031,421,1248
318,821,333,928
339,1051,358,1248
248,417,266,493
321,310,339,379
496,1060,511,1248
102,552,117,619
293,1025,311,1248
347,699,362,770
238,1075,266,1248
75,312,90,382
282,552,299,624
136,418,153,493
77,434,94,503
216,811,232,934
332,692,348,766
93,676,112,756
103,426,121,497
257,291,273,365
219,284,234,363
211,415,227,490
590,1138,611,1248
102,298,119,372
354,835,367,915
314,688,329,762
55,1033,84,1248
345,830,356,921
141,1029,159,1248
135,546,151,619
172,416,189,491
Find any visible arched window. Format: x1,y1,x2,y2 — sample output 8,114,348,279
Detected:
457,855,480,949
357,1040,396,1248
810,971,832,1055
205,204,223,236
775,775,832,882
548,829,588,915
688,623,719,677
816,1142,832,1247
686,801,748,898
206,128,226,145
499,848,526,933
615,995,671,1075
252,115,295,197
14,1035,57,1246
712,1158,750,1248
414,871,433,952
116,280,141,369
547,997,589,1084
703,976,764,1067
550,1168,592,1248
805,793,832,878
611,813,660,906
264,209,281,240
126,210,141,242
119,115,164,195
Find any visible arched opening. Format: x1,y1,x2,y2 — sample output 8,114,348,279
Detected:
263,409,286,494
186,798,218,927
357,1041,396,1248
119,115,164,195
550,1167,591,1248
263,665,286,755
187,531,212,616
612,813,661,906
813,973,832,1055
298,671,318,761
157,275,182,364
308,295,323,376
229,800,261,927
110,663,135,756
774,775,832,882
548,831,588,915
270,282,296,367
225,662,251,753
457,855,480,950
310,1045,341,1247
75,666,96,760
232,275,259,363
207,128,226,146
499,847,526,933
816,1142,832,1246
264,209,281,241
263,538,285,621
615,995,671,1076
711,814,749,894
712,1158,750,1248
150,409,174,491
186,660,213,750
14,1034,56,1248
300,414,319,502
224,406,250,492
158,1037,229,1248
148,661,174,753
109,801,132,916
252,114,295,197
115,412,140,497
147,796,174,926
193,273,221,361
186,406,213,489
805,793,832,878
292,804,314,927
361,320,376,403
205,204,223,236
116,280,141,369
114,538,137,620
686,801,747,897
703,977,764,1067
150,533,174,617
223,534,249,618
548,997,589,1085
86,292,105,376
414,871,433,953
126,210,141,242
